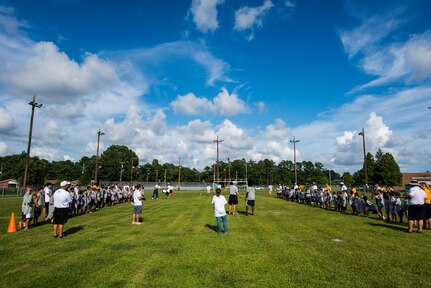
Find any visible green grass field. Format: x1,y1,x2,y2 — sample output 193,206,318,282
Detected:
1,191,430,288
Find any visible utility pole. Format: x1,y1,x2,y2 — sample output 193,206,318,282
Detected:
119,162,124,182
23,95,43,190
94,128,105,183
178,157,181,191
359,128,367,192
228,158,231,183
213,136,224,184
245,159,248,186
290,136,300,184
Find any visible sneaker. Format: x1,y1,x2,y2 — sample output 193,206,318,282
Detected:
132,222,136,225
136,222,142,225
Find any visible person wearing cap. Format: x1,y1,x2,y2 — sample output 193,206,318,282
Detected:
406,180,427,233
53,181,72,238
211,188,228,234
228,181,241,215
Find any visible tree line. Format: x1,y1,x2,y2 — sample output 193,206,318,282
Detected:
0,145,402,187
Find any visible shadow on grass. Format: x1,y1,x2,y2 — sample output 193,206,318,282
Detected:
64,225,84,236
236,210,249,216
366,222,407,232
205,224,218,232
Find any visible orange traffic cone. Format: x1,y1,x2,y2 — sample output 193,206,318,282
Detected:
7,212,17,233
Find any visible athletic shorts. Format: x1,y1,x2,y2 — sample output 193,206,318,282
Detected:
53,208,69,225
408,205,425,221
228,195,238,205
34,208,41,218
133,205,142,215
384,201,392,213
424,204,431,219
246,200,255,207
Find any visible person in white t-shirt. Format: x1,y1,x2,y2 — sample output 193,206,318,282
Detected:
43,183,53,218
152,183,161,200
211,188,228,234
268,185,273,197
206,185,211,195
132,184,144,225
53,181,72,238
246,182,256,216
406,181,427,233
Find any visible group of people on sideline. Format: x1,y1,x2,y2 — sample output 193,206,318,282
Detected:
20,181,176,237
275,180,430,233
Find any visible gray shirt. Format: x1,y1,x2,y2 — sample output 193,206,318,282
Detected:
247,187,256,201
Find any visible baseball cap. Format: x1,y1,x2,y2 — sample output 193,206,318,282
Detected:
60,181,70,187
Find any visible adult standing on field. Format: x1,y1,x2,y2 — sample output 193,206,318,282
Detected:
406,180,427,233
34,187,43,226
43,182,53,218
246,181,256,216
419,182,431,230
228,181,241,215
132,184,144,225
211,187,228,234
53,181,72,238
268,184,273,197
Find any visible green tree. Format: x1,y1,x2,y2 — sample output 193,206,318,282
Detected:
375,150,402,186
99,145,139,182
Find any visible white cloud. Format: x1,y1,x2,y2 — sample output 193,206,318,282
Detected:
170,93,213,115
234,0,274,40
2,42,119,103
213,88,248,115
32,146,61,161
0,5,28,35
170,88,248,116
264,119,290,139
0,107,14,131
0,141,7,155
190,0,224,33
256,101,265,113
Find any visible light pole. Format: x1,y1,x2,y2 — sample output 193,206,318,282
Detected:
213,136,224,184
359,128,368,192
228,158,231,183
94,128,105,183
119,162,124,182
178,157,181,191
245,159,248,186
290,136,300,184
23,96,43,190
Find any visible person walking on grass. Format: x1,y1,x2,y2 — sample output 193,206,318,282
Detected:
132,184,144,225
406,180,427,233
21,187,34,230
33,187,43,226
228,181,241,215
268,184,273,197
211,188,228,234
43,182,53,218
245,181,256,216
419,181,431,230
53,181,72,238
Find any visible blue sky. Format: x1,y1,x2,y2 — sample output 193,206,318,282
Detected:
0,0,430,173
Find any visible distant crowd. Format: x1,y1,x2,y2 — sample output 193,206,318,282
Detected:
19,181,176,232
273,180,431,233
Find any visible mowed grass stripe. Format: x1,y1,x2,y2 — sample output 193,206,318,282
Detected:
1,191,430,288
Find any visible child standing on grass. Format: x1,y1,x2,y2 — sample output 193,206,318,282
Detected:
211,188,228,234
395,193,404,223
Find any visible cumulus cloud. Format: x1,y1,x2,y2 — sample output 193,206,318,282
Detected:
264,119,290,139
234,0,274,40
189,0,224,33
170,93,213,115
2,42,119,103
0,141,7,155
170,88,248,116
0,107,14,131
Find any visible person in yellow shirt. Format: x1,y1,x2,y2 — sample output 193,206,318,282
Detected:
326,184,332,192
420,182,431,230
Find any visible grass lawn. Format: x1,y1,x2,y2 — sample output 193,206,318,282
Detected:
0,190,430,288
